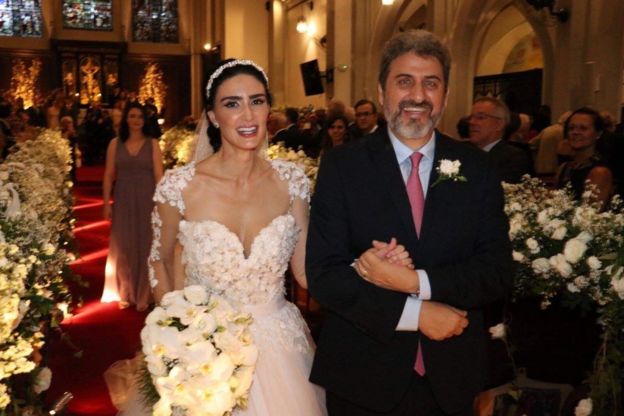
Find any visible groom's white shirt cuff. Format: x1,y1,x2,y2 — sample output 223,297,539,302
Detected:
396,269,431,331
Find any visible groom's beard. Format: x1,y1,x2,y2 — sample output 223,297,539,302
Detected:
387,99,440,139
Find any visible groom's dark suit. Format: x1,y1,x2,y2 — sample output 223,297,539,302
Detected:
307,129,514,414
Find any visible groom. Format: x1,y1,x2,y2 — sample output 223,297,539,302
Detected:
306,30,514,415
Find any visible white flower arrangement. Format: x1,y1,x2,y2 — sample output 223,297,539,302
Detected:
503,177,624,306
0,128,74,411
141,285,258,416
503,176,624,413
431,159,467,187
266,142,319,191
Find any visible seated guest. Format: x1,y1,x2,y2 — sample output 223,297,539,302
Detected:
469,97,532,184
598,111,624,197
557,107,613,207
505,112,534,175
320,114,350,157
267,110,287,142
350,99,379,140
273,107,300,150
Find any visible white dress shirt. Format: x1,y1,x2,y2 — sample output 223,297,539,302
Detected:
386,128,434,331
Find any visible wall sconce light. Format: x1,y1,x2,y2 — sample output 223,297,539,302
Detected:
296,16,309,34
337,64,349,72
382,0,395,5
525,0,569,23
203,42,212,51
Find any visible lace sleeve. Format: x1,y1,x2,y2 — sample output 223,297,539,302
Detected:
149,163,195,291
270,159,310,203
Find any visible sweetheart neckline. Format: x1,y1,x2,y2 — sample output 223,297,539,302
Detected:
180,214,294,260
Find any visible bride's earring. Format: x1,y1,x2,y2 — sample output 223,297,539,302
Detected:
213,122,220,129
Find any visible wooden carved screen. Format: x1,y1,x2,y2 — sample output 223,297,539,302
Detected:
52,40,125,106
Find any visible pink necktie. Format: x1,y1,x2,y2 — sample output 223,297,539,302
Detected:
406,152,426,376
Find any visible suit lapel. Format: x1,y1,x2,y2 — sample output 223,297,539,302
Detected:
368,132,419,243
420,133,454,242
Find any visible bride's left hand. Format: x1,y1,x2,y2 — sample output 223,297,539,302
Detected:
370,238,414,269
354,246,419,293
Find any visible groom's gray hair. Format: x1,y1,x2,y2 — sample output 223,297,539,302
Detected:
378,30,451,92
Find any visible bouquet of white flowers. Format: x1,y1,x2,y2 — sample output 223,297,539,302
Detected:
141,286,258,416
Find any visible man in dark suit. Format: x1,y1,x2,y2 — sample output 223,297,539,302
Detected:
273,107,300,150
469,97,532,184
307,30,514,415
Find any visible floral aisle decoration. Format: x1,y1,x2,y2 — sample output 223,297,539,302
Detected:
266,142,319,190
140,285,257,416
0,129,75,413
503,176,624,415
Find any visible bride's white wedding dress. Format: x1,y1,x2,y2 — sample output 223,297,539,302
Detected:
111,159,326,415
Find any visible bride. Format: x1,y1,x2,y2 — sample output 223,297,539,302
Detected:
128,59,326,415
114,59,411,415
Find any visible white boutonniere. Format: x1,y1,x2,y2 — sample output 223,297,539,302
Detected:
431,159,467,187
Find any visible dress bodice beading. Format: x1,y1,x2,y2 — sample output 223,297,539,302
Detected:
148,159,310,305
178,214,299,305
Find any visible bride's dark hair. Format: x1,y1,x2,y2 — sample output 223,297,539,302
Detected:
203,59,273,152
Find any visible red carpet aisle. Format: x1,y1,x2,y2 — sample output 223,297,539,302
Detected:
46,167,147,416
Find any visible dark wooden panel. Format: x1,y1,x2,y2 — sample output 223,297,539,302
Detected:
474,69,543,115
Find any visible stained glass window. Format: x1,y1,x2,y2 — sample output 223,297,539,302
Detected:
0,0,43,37
132,0,178,43
62,0,112,31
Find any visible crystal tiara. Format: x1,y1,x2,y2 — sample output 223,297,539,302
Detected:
205,59,269,101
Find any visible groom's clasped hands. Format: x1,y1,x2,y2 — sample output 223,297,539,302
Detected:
354,238,469,341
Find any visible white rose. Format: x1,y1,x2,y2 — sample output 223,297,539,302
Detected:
183,285,208,305
525,238,539,251
439,159,460,175
0,171,9,181
611,277,624,300
564,239,588,264
488,323,506,340
537,210,549,224
509,214,524,237
587,256,602,270
551,226,567,240
574,276,589,289
567,282,580,293
33,367,52,394
532,258,551,274
576,231,593,244
512,251,525,262
574,398,592,416
549,254,573,278
545,218,565,231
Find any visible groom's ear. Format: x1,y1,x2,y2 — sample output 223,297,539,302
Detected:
377,83,384,108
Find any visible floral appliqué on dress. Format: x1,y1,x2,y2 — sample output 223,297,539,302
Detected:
148,160,312,353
